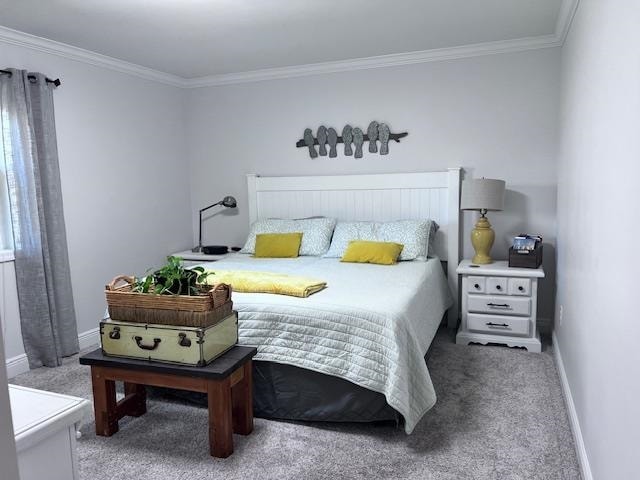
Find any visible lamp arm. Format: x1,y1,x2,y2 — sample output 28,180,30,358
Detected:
193,196,236,252
197,209,203,251
195,201,223,252
199,200,223,214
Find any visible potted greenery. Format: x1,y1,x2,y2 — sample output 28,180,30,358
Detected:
132,256,212,295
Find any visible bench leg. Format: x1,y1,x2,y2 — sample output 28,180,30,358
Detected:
123,382,147,417
91,366,119,436
208,377,233,458
232,361,253,435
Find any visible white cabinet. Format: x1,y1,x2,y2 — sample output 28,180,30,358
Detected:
455,260,545,353
10,384,91,480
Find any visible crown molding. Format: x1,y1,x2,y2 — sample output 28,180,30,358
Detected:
555,0,580,44
0,26,187,87
184,0,579,88
183,34,561,88
0,1,579,89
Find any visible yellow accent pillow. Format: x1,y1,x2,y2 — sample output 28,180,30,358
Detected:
254,232,303,258
340,240,404,265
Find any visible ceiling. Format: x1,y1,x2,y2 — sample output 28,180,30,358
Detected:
0,0,565,80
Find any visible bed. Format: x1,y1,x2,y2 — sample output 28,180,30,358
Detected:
185,169,461,433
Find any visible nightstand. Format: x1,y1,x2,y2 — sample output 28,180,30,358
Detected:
455,260,544,353
171,250,229,267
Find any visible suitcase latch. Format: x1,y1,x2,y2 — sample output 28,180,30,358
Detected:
108,327,121,340
178,333,191,348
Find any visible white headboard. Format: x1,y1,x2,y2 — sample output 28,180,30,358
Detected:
246,168,462,327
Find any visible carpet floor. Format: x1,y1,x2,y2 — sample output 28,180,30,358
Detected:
11,330,580,480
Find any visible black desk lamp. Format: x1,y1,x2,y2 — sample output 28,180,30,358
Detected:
192,195,237,253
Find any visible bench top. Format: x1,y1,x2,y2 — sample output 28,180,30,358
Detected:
79,346,257,379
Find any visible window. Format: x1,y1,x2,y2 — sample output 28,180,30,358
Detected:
0,111,13,252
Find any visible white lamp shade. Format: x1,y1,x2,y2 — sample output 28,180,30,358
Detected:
460,178,506,211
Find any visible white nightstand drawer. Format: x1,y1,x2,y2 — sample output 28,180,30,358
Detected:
467,313,530,336
467,295,531,316
508,278,531,296
486,277,508,295
467,276,486,293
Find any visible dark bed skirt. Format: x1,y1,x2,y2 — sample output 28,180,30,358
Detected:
253,361,400,423
153,360,400,424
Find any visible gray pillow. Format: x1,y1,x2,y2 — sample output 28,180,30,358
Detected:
324,220,438,261
323,222,378,258
241,218,336,256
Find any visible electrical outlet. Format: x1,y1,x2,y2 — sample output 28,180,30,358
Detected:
558,305,564,326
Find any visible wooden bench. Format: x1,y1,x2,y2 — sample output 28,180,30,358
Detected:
79,346,256,458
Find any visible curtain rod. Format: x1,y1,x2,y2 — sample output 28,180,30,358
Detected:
0,69,61,87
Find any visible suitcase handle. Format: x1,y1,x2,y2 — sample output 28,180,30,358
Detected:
134,336,161,351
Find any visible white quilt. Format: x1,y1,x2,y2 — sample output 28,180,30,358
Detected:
199,254,453,433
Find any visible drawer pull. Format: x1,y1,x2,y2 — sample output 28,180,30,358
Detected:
487,303,511,309
495,285,502,291
486,322,509,328
474,283,480,289
518,286,524,291
134,336,161,351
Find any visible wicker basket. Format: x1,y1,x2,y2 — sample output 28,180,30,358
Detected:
105,275,232,328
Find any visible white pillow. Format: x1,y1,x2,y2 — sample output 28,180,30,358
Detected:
241,217,336,256
324,220,438,261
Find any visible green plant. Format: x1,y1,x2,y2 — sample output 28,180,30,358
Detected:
132,256,213,296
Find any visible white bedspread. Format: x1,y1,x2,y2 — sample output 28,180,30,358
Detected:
199,254,453,433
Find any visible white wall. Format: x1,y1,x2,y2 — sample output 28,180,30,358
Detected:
0,41,192,357
186,48,560,319
0,320,20,480
556,1,640,478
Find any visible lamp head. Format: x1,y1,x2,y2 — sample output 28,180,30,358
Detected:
221,196,237,208
460,178,505,213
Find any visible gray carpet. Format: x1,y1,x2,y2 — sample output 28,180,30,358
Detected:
11,330,580,480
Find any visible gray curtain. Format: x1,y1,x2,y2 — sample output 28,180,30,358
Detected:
0,69,78,368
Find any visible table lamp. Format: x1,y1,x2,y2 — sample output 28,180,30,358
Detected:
192,196,237,253
461,178,505,264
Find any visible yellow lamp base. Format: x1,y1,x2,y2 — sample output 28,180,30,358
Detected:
470,216,495,264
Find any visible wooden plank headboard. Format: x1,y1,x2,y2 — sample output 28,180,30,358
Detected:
246,168,462,327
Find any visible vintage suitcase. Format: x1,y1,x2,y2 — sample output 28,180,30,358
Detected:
100,311,238,366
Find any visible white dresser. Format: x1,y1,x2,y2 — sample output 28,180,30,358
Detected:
10,384,91,480
455,260,545,353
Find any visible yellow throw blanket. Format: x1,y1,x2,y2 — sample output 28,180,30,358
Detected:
203,269,327,298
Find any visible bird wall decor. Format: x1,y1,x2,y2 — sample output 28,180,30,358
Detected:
296,122,408,158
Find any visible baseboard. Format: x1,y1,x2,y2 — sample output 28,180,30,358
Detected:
5,327,100,378
78,327,100,351
552,332,593,480
5,353,29,378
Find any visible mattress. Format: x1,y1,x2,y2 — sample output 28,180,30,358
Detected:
199,254,453,433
